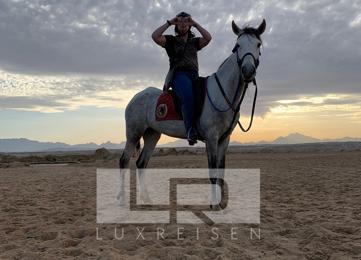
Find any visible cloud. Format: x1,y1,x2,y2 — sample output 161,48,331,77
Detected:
0,0,169,75
0,96,66,111
0,69,159,112
0,0,360,115
269,93,361,121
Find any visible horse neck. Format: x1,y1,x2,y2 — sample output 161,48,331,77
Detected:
215,53,245,105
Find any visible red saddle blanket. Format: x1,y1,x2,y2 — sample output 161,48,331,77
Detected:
155,91,182,121
155,77,207,122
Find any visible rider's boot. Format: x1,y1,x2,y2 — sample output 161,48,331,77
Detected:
187,127,198,146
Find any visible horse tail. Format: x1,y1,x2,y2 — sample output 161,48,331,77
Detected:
133,140,141,158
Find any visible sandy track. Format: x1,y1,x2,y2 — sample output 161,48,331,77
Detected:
0,151,360,259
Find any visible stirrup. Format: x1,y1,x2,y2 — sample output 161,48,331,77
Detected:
188,139,197,146
187,128,198,146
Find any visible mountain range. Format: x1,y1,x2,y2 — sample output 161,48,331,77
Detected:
1,133,360,153
159,133,361,147
0,138,126,153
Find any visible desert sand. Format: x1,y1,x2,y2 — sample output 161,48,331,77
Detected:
0,145,360,259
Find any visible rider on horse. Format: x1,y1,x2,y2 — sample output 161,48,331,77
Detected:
151,12,212,145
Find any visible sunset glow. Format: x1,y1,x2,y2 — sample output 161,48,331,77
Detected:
0,1,360,146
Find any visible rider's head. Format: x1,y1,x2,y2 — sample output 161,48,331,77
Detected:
175,11,195,38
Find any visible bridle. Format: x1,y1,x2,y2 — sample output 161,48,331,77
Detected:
232,43,260,73
206,33,261,142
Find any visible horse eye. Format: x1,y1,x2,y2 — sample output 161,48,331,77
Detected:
257,43,261,48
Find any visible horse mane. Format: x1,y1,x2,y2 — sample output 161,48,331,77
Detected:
240,26,262,42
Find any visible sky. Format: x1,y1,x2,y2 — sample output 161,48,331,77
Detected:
0,0,360,145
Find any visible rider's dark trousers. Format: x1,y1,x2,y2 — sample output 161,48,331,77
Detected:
172,69,198,132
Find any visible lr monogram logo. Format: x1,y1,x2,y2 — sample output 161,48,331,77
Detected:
130,176,229,225
97,169,260,225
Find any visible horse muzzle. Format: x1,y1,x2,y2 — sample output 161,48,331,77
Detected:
241,64,256,82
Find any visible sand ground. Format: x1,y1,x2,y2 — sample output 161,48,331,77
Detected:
0,150,360,259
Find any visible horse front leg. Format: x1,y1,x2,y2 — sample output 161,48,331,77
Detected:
217,136,230,209
206,138,220,210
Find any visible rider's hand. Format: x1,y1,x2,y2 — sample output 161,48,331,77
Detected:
188,16,198,27
169,17,178,25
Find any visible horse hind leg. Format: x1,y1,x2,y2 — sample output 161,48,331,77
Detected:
117,136,141,204
119,135,142,168
133,141,141,158
136,128,161,203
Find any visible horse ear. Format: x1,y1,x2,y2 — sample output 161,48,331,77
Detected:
232,20,241,36
257,19,266,35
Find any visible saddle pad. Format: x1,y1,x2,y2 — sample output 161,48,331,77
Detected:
155,77,207,122
155,91,183,121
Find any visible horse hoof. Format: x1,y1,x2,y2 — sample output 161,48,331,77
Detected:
116,191,124,200
117,198,125,206
140,195,152,204
209,204,221,211
219,201,227,210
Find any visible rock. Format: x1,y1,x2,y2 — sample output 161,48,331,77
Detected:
40,231,58,241
64,248,83,257
94,148,110,160
63,239,81,248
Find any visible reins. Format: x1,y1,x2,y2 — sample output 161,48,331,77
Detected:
206,44,259,142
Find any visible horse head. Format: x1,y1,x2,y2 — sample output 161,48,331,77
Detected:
231,19,266,83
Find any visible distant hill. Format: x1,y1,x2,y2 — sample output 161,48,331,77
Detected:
158,139,205,148
270,133,361,144
161,132,361,147
0,138,125,153
272,133,320,144
1,133,361,152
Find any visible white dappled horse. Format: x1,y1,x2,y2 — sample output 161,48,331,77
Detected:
118,19,266,209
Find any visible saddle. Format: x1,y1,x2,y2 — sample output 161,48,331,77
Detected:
155,77,207,139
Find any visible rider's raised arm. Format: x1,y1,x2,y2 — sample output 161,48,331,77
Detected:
151,17,177,47
190,17,212,50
